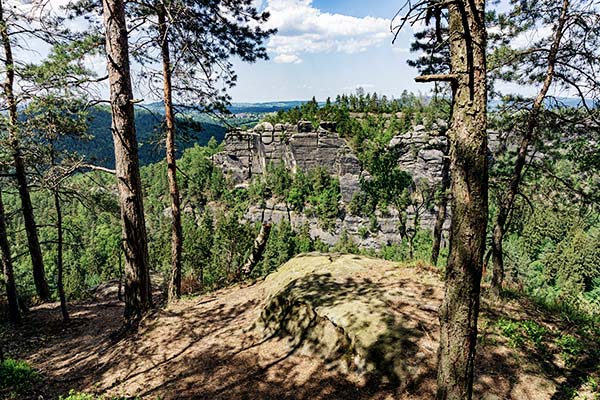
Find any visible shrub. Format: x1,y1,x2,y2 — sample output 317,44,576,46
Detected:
0,358,38,397
555,334,583,367
496,318,548,350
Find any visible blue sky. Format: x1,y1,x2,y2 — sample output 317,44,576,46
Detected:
228,0,434,103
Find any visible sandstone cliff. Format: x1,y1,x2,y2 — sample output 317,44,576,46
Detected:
213,121,451,249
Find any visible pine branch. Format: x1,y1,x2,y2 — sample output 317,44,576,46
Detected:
415,73,459,82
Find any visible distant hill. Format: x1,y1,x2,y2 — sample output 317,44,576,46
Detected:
228,101,317,114
64,101,311,168
59,106,227,169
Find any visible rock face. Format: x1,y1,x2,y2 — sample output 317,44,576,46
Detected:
389,124,448,183
213,121,363,203
214,121,451,249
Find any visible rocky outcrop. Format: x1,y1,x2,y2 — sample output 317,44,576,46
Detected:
213,121,363,203
258,254,443,386
214,121,451,249
389,124,448,184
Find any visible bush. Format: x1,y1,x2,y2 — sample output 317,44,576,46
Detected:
496,318,548,350
0,358,38,397
555,334,583,367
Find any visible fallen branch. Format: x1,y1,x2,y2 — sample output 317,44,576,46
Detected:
241,223,272,276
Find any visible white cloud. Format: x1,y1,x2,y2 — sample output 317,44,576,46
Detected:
274,54,302,64
264,0,391,63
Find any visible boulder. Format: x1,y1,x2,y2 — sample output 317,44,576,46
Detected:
257,253,442,387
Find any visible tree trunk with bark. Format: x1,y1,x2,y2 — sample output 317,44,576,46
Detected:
0,187,20,323
426,1,489,398
0,0,50,302
158,7,183,303
102,0,152,322
490,0,569,295
54,190,69,322
431,151,450,266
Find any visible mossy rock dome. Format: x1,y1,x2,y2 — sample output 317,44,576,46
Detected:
257,253,443,387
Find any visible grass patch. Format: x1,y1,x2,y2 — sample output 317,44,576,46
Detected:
59,390,140,400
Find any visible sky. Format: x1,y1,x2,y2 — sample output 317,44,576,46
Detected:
22,0,542,104
226,0,433,103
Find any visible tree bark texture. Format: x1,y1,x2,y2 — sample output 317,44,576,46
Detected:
54,191,69,322
490,0,569,295
102,0,152,321
435,1,488,399
159,8,183,303
0,0,50,301
0,188,20,323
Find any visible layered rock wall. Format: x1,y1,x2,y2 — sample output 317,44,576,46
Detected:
213,121,363,202
214,121,451,249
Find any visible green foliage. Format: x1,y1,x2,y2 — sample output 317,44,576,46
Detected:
264,163,293,200
287,170,310,211
374,230,434,263
332,230,359,254
555,334,584,367
496,318,547,349
0,359,38,397
58,390,138,400
256,221,300,276
250,165,341,230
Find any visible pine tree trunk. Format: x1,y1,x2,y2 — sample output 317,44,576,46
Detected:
490,0,569,295
436,1,488,398
54,191,69,322
102,0,152,322
0,188,20,323
158,8,183,303
431,152,450,266
0,0,50,302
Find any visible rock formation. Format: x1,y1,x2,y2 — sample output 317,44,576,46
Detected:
213,121,451,249
213,121,363,203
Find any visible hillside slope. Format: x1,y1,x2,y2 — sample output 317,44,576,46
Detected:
5,254,599,399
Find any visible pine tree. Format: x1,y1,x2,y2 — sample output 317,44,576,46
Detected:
397,0,489,397
488,0,600,294
127,0,274,302
102,0,152,322
0,0,51,301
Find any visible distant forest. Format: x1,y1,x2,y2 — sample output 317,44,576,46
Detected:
54,106,227,168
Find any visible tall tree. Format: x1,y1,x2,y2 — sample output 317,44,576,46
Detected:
156,6,183,302
396,0,489,397
130,0,274,301
488,0,600,293
0,0,51,301
0,185,19,323
102,0,152,322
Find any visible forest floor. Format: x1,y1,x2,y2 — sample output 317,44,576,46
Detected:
3,253,600,400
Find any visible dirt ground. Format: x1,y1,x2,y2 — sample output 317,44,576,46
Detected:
3,255,598,399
